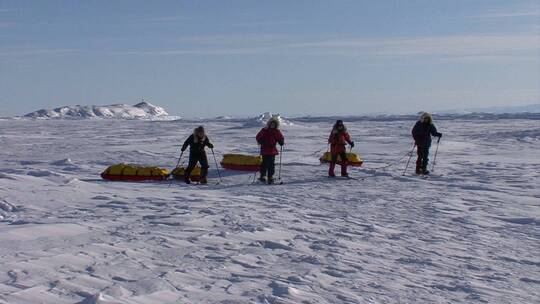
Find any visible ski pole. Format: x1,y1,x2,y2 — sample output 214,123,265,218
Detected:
402,142,416,176
211,148,222,184
168,150,183,188
431,137,441,172
174,151,184,169
278,145,283,183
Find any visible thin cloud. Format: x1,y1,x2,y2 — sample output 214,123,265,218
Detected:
290,35,539,57
4,33,537,61
231,20,299,27
0,46,78,56
126,33,540,60
138,15,193,26
124,46,273,56
0,8,17,13
175,33,292,44
467,4,540,18
472,11,540,18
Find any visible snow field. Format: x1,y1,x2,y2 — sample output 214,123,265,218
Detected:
0,117,538,303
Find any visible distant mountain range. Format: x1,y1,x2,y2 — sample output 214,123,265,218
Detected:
439,104,540,114
15,102,540,120
24,102,169,119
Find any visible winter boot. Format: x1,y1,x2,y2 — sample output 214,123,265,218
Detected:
184,177,191,184
415,156,423,174
258,175,267,183
421,162,429,175
328,163,336,177
267,176,275,185
340,163,348,177
200,177,208,184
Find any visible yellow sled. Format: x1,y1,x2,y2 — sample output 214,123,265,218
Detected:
172,166,202,181
101,163,169,181
319,152,363,167
221,154,262,172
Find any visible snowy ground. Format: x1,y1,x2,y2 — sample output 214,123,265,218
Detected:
0,116,538,304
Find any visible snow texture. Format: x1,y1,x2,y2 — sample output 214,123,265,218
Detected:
0,115,538,303
23,101,170,120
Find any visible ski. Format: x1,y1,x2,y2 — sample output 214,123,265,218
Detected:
251,179,283,186
328,175,362,181
401,174,430,179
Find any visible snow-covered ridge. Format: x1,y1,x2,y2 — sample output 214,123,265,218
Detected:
242,112,293,127
24,101,170,119
440,103,540,115
291,112,540,123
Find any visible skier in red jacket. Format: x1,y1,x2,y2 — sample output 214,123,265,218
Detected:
328,120,354,177
256,117,284,184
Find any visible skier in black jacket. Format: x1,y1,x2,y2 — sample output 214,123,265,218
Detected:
412,113,442,175
181,126,214,184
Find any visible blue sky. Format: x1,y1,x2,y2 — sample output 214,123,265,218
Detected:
0,0,539,117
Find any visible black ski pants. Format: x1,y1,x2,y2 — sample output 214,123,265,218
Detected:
416,146,430,171
260,155,276,178
185,151,209,179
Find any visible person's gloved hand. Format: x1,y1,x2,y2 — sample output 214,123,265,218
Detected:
350,141,355,148
181,147,186,152
278,140,284,146
438,133,443,138
207,143,214,149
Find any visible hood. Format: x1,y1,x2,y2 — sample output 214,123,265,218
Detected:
265,116,281,129
331,120,347,134
193,126,207,143
419,112,433,124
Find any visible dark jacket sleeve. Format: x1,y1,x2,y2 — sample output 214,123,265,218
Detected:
276,130,284,145
256,129,264,144
412,122,421,142
182,135,193,151
430,124,442,137
205,137,214,148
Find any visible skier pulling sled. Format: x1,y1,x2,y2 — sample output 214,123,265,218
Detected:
411,112,442,175
327,120,355,178
319,152,363,167
180,126,215,184
256,116,284,185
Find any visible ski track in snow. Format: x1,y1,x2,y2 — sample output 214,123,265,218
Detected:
0,118,539,304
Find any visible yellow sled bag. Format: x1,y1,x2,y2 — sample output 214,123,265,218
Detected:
101,163,170,181
319,152,363,167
